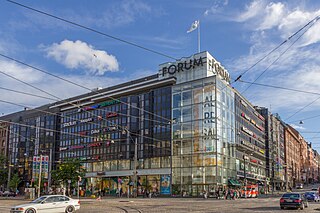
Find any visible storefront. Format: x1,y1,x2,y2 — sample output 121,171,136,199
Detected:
85,171,171,196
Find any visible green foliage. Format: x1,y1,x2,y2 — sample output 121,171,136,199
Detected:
0,154,8,186
51,158,85,186
9,173,21,190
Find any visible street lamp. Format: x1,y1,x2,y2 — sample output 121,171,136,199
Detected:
121,128,138,198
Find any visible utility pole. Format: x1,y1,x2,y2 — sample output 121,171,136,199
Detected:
7,150,11,191
7,163,11,191
133,137,138,198
244,155,247,198
37,155,42,198
77,176,81,200
48,148,52,188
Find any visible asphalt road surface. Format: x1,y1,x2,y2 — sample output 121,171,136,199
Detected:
2,196,320,213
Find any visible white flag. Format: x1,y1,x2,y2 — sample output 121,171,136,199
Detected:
187,20,199,33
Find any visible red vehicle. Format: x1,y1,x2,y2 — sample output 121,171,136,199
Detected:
241,185,259,198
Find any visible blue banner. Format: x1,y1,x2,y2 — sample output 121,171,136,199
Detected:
160,175,171,195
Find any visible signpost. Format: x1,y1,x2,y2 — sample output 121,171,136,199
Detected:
32,155,49,197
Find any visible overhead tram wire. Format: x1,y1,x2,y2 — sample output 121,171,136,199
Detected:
232,14,320,87
285,97,320,121
240,16,320,95
0,96,168,127
5,0,318,123
8,1,319,137
289,114,320,124
0,54,171,123
0,113,166,147
0,86,58,102
218,15,320,95
6,0,176,61
0,124,124,157
5,0,287,111
5,1,320,123
237,80,320,96
0,71,169,144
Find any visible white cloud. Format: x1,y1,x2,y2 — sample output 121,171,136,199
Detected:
258,2,285,30
237,0,265,22
0,59,44,84
0,58,126,115
93,0,152,28
289,124,306,130
236,0,320,46
44,40,119,75
204,0,229,16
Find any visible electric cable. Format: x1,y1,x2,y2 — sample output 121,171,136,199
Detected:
238,80,320,96
285,97,320,121
0,118,169,151
232,15,320,85
6,0,177,61
0,86,170,125
0,71,171,144
0,54,172,123
240,15,320,95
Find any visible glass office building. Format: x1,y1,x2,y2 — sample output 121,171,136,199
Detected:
54,75,175,196
159,52,236,196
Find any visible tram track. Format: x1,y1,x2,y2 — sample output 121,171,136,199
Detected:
116,206,143,213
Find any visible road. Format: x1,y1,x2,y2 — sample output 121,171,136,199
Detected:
2,185,320,213
2,195,320,213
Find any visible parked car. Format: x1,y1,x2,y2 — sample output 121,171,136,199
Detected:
280,193,308,210
296,183,303,189
304,191,320,202
10,195,80,213
3,191,16,197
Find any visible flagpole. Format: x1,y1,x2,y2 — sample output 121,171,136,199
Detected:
198,21,200,53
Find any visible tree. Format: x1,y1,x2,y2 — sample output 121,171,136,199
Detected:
51,158,85,187
0,154,8,187
9,173,21,192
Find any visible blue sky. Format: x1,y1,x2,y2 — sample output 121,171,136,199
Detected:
1,0,320,148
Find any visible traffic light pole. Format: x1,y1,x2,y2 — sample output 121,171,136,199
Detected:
37,155,43,198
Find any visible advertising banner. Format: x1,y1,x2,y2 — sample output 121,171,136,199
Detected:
32,155,49,179
160,175,171,195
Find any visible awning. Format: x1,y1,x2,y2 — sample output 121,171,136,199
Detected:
228,179,241,186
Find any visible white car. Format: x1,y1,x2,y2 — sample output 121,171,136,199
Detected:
10,195,80,213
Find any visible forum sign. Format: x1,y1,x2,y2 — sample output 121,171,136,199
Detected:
158,51,231,84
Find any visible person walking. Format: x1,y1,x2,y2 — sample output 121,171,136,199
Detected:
203,190,208,199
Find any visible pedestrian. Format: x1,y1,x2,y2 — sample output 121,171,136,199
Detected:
120,187,123,197
203,190,208,199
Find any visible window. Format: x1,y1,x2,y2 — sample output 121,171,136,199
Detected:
44,197,58,203
173,94,181,108
57,196,69,202
182,91,192,106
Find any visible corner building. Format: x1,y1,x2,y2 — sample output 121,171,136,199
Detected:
1,51,268,197
160,52,236,196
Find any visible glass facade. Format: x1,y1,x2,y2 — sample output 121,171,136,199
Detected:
7,113,58,187
172,76,236,196
2,51,273,197
59,86,172,195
